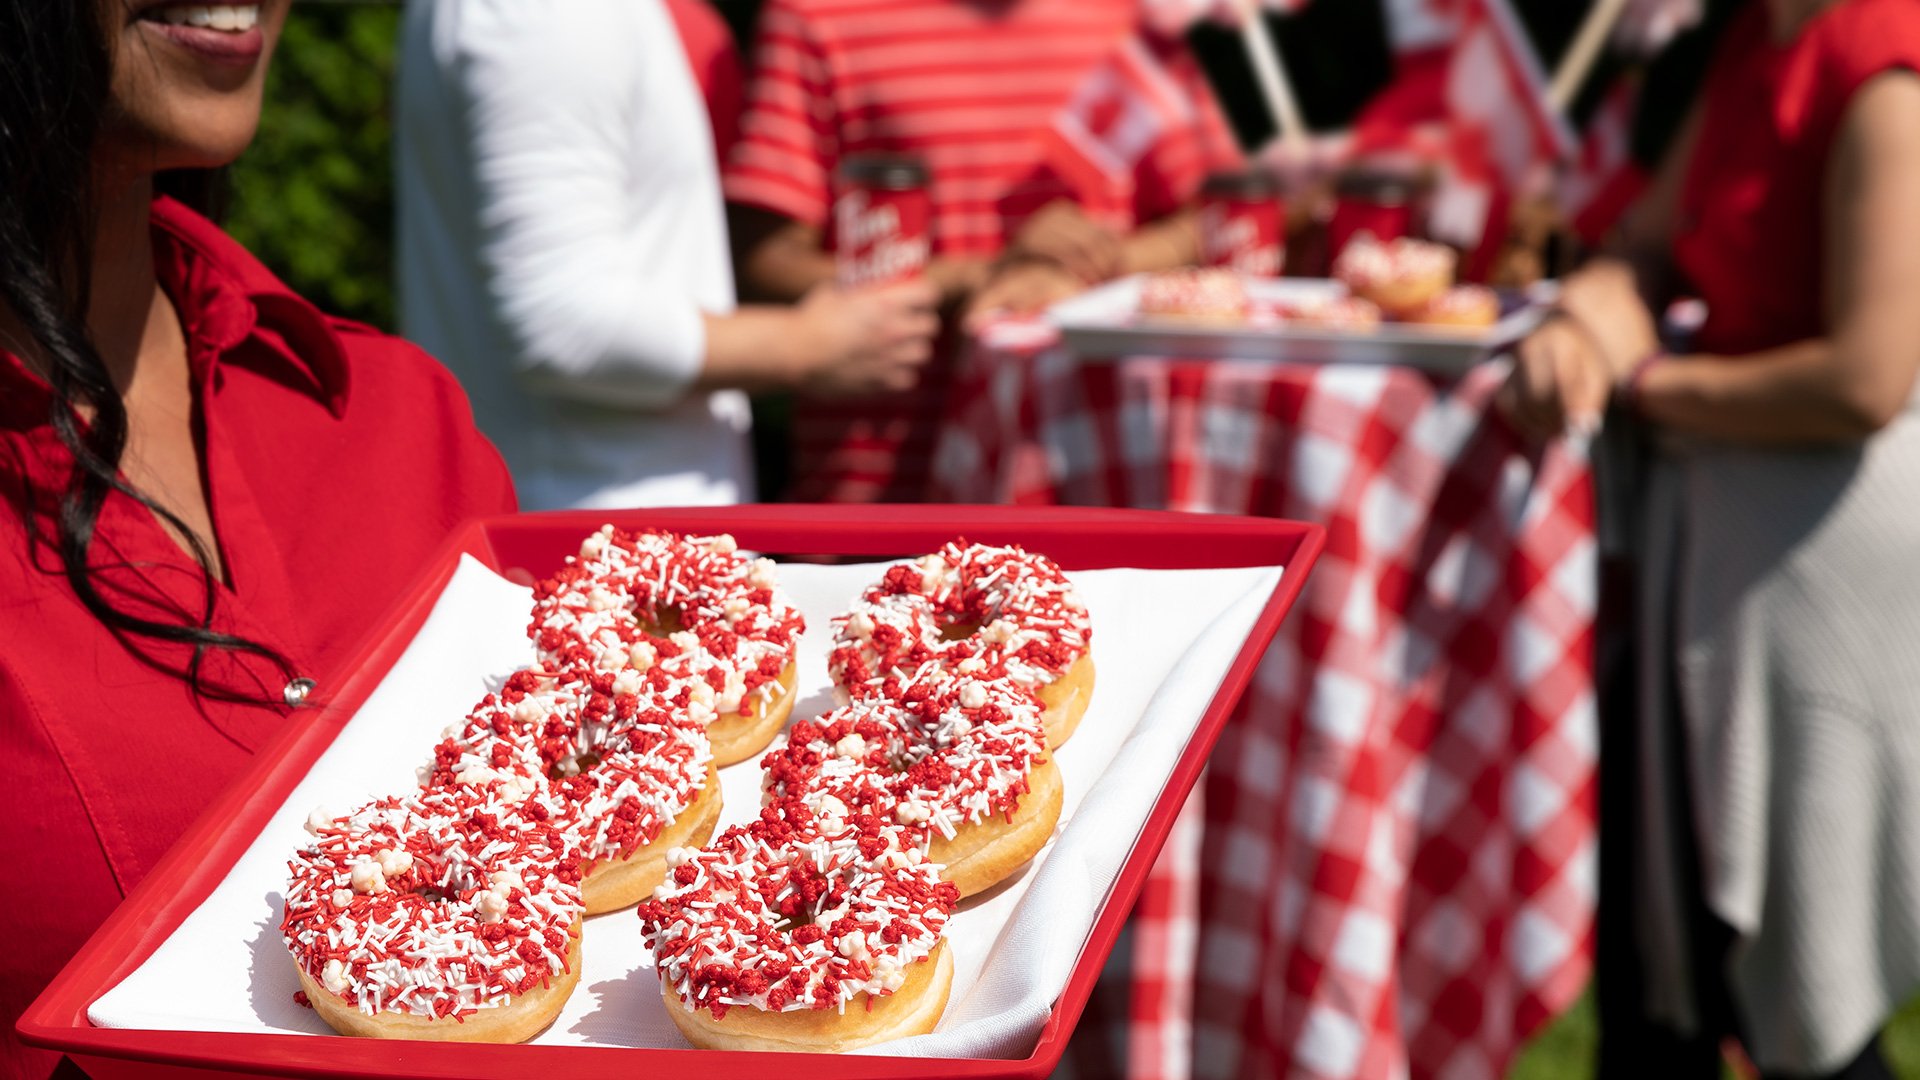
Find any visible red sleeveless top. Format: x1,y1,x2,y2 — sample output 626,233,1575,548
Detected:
663,0,744,162
1673,0,1920,356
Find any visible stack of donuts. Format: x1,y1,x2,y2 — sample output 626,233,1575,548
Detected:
639,539,1093,1051
283,526,804,1041
279,530,1093,1053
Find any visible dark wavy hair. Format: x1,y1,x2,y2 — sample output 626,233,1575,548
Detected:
0,0,290,701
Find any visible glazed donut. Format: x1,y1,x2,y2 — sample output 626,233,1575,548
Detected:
638,798,960,1052
1137,268,1248,325
529,526,804,766
763,676,1062,897
830,540,1093,748
282,782,584,1042
426,666,721,915
1409,284,1500,329
1331,232,1456,319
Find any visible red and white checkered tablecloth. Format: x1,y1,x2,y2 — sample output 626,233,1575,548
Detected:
929,328,1599,1080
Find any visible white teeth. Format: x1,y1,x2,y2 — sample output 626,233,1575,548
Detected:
154,5,260,32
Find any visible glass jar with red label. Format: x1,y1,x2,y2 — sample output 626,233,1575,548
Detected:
1326,162,1432,264
834,154,932,288
1198,170,1285,278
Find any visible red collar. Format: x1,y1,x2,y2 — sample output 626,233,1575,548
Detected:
0,195,351,423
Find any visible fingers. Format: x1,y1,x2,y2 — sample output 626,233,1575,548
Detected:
897,308,939,343
1501,335,1565,440
1557,331,1610,437
1498,319,1612,441
962,279,1015,333
1013,202,1120,283
1052,222,1122,283
870,277,939,312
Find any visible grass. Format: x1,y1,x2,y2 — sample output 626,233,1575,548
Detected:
1510,989,1920,1079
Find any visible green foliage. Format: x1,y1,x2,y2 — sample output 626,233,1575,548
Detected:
1508,987,1920,1078
1511,990,1598,1080
225,5,401,330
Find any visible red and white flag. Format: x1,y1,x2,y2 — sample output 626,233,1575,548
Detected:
1383,0,1464,55
1444,0,1575,191
1427,0,1575,263
1559,77,1647,244
1139,0,1310,37
1614,0,1704,55
1045,35,1193,197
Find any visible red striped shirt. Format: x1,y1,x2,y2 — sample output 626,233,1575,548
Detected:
726,0,1239,502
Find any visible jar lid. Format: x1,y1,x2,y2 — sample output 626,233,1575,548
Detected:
839,153,930,190
1333,162,1431,204
1200,169,1284,199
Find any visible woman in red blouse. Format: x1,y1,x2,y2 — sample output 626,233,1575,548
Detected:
1504,1,1920,1076
0,2,516,1075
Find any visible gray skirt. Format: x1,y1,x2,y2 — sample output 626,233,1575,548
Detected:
1633,389,1920,1073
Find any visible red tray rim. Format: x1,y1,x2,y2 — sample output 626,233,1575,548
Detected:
19,504,1324,1080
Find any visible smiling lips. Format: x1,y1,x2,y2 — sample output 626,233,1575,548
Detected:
135,4,266,65
142,4,262,32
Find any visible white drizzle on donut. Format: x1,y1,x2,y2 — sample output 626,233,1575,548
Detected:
426,667,712,869
829,539,1090,698
1138,268,1248,320
282,783,583,1021
1330,231,1456,289
764,676,1049,841
529,527,804,718
637,799,958,1018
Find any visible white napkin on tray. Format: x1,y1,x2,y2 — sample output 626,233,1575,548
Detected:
89,554,1283,1060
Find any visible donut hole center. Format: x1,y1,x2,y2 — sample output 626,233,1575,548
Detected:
770,866,837,935
937,620,979,643
641,608,687,636
549,751,604,780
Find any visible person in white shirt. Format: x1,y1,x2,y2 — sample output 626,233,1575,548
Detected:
396,0,935,510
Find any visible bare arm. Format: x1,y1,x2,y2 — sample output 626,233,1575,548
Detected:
729,206,837,303
697,279,939,396
1118,207,1204,275
730,205,989,307
1633,71,1920,441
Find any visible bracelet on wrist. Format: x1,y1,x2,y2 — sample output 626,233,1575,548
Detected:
1617,350,1667,414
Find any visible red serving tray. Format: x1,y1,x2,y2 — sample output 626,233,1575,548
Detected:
20,505,1322,1080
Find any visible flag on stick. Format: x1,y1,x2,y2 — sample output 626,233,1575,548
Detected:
1559,77,1647,244
1045,35,1194,196
1429,0,1575,275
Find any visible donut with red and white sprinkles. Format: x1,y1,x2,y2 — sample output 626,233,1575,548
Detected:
763,675,1061,897
425,666,721,915
529,526,805,766
830,539,1094,747
638,798,959,1052
282,782,584,1042
1137,267,1249,325
1330,231,1456,319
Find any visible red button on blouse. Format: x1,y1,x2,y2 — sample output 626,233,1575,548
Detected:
0,197,517,1079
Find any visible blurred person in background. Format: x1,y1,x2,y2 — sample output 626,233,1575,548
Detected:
1501,0,1920,1075
724,0,1243,503
396,0,938,511
0,1,521,1076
